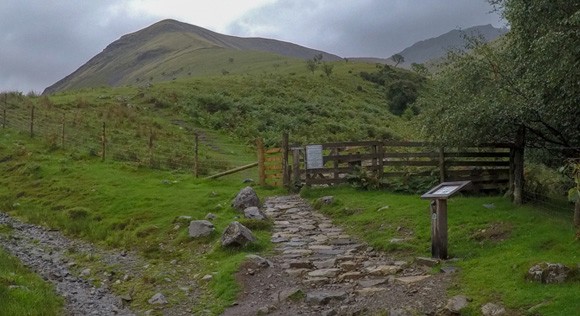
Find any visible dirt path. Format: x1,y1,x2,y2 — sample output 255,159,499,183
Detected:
0,212,139,315
223,195,451,316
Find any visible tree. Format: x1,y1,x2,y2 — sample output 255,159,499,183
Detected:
391,54,404,67
306,59,317,74
322,62,334,77
418,0,580,204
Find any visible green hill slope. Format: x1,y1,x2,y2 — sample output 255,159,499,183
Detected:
43,19,341,93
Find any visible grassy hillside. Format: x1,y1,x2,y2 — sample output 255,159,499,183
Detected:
44,19,341,93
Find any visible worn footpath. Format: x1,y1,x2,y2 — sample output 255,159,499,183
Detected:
0,212,139,315
224,195,450,316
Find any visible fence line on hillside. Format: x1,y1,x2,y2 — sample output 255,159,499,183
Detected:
0,101,257,177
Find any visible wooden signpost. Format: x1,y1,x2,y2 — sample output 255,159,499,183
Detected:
421,181,471,259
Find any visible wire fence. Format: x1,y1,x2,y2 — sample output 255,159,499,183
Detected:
0,95,258,177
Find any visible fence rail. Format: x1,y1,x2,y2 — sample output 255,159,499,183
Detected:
263,140,516,192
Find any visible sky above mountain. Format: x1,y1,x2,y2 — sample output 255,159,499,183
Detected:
0,0,504,93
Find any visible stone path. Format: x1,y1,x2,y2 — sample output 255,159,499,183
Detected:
0,212,136,316
224,195,449,315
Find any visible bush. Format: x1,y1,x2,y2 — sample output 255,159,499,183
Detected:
524,163,572,201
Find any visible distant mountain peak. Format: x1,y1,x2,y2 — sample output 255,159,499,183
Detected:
44,19,341,93
396,24,508,65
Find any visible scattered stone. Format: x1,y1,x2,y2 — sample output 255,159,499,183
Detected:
221,222,256,247
277,287,304,302
481,303,506,316
232,187,260,212
80,268,91,277
321,309,338,316
356,287,387,296
366,265,402,276
445,295,470,314
246,254,273,268
306,290,347,305
308,268,340,278
528,262,571,284
338,272,363,281
441,266,459,274
148,292,168,305
188,220,215,238
257,306,270,315
358,278,390,288
205,213,217,221
483,203,496,209
394,275,430,284
339,261,358,271
285,269,309,277
289,260,314,269
243,206,267,220
376,205,390,211
243,178,254,183
120,294,132,302
390,238,411,244
416,257,440,267
318,196,335,205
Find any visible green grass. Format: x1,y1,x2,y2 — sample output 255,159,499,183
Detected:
0,130,282,313
0,248,64,315
301,186,579,315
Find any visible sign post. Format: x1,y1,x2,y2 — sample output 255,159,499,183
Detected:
421,181,471,259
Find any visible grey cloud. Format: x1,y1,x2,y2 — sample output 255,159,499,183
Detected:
0,0,157,93
227,0,504,58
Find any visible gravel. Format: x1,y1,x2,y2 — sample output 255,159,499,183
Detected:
0,212,138,316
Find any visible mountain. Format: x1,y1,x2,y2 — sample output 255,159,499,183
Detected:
351,24,508,67
396,24,508,66
44,19,341,93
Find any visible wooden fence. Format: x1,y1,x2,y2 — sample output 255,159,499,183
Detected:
259,138,516,193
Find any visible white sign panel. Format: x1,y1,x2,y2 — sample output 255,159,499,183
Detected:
432,185,460,195
306,145,324,169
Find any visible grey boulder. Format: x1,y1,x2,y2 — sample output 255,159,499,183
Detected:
232,186,260,212
221,221,256,247
188,220,215,238
244,206,267,220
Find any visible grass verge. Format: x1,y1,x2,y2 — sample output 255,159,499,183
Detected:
301,186,579,315
0,247,64,315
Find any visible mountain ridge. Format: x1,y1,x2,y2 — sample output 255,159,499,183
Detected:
44,19,341,94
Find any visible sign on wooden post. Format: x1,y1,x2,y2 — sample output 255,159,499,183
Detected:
305,144,323,169
421,181,471,259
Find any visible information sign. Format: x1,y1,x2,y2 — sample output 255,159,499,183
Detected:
305,145,324,169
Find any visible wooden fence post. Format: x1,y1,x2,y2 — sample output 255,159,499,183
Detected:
101,122,106,162
3,94,6,129
513,126,526,205
377,142,384,180
257,138,266,185
194,133,199,178
30,105,35,138
292,148,301,187
148,127,154,167
439,147,446,182
61,113,65,148
282,132,290,188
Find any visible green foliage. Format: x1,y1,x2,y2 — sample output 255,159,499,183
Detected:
345,166,384,190
524,163,572,201
420,1,580,155
359,64,426,116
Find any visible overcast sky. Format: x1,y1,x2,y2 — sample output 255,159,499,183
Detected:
0,0,504,93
